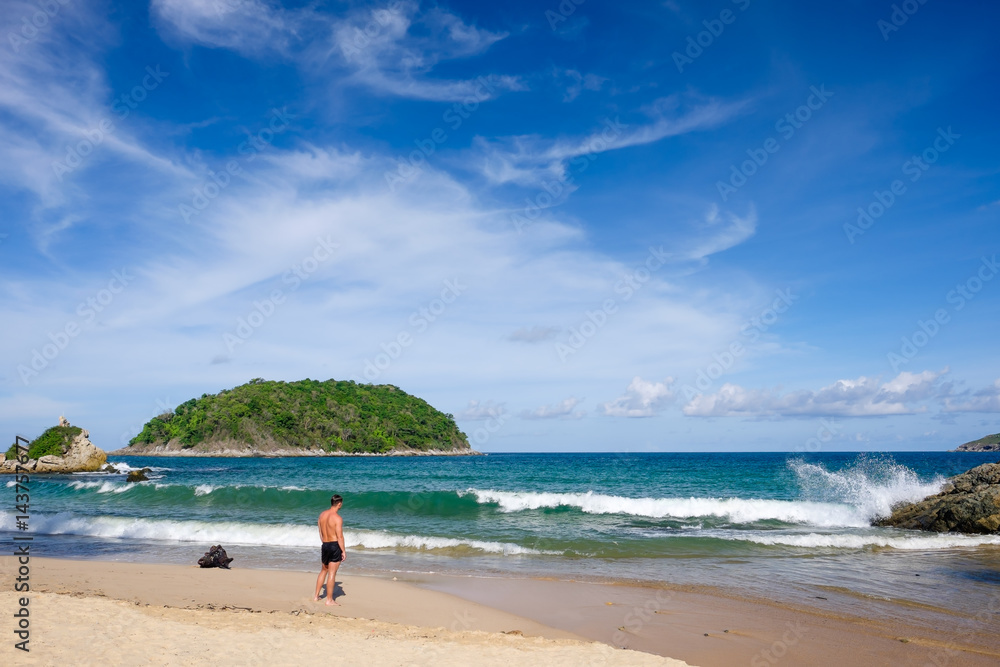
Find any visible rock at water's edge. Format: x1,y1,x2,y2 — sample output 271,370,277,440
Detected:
0,426,107,474
873,462,1000,534
125,468,151,483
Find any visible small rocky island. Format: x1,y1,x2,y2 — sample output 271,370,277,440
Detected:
874,462,1000,534
952,433,1000,452
1,417,108,474
111,378,478,457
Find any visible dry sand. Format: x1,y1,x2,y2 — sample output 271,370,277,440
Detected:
0,557,689,666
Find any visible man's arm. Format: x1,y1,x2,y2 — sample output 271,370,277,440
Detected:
336,516,346,561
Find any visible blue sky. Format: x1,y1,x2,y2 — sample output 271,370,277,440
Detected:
2,0,998,452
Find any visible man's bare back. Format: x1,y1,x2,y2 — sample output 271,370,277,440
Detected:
314,495,346,606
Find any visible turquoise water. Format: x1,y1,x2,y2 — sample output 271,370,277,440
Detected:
4,452,999,622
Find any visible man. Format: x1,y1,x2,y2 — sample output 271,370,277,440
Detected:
314,494,346,606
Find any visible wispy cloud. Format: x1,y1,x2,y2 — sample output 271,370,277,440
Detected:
521,397,585,420
475,95,748,186
456,399,506,421
683,370,949,418
942,378,1000,413
507,326,560,343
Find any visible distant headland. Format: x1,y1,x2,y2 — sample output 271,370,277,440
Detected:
952,434,1000,452
110,378,478,457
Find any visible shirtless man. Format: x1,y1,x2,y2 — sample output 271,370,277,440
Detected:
314,494,346,606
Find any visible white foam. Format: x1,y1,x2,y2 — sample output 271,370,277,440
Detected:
0,511,549,555
194,485,217,496
733,532,1000,550
67,480,133,494
462,489,868,527
789,458,944,521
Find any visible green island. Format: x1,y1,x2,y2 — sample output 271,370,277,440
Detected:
953,433,1000,452
116,378,472,456
4,425,82,460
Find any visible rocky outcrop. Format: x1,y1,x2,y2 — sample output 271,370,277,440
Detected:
0,427,107,474
953,434,1000,452
126,468,151,483
874,462,1000,533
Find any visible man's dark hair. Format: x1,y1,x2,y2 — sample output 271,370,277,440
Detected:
331,494,343,506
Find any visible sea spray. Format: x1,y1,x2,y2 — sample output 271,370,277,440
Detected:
789,455,944,521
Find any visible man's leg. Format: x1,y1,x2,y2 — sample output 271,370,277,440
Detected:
325,560,342,606
314,562,328,601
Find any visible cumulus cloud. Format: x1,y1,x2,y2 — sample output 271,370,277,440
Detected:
600,377,675,417
521,397,585,420
682,369,949,418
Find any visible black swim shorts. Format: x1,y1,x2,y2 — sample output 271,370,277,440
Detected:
321,540,343,565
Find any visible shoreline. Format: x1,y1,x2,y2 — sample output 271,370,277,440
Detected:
104,448,484,458
3,556,998,666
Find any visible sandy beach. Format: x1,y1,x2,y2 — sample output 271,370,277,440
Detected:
2,557,997,666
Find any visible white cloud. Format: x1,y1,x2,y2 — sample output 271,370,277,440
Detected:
151,0,519,102
456,400,506,421
151,0,294,55
331,2,520,101
559,69,606,102
521,397,585,420
943,379,1000,413
683,370,949,418
476,95,748,187
600,377,675,418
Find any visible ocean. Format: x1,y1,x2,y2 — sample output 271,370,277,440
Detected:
5,451,999,627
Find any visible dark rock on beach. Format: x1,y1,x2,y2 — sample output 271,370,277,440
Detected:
874,462,1000,534
198,545,234,569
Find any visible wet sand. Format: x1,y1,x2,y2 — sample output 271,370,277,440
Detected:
2,557,997,666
